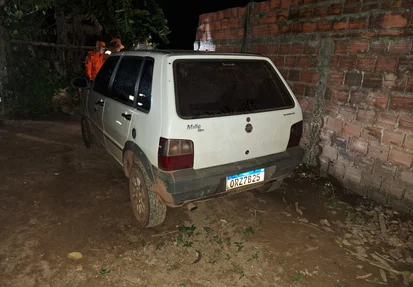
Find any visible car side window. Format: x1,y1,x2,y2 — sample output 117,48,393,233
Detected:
93,56,120,97
111,56,144,106
137,58,154,112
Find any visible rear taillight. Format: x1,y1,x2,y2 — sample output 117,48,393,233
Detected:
158,137,194,171
287,120,303,148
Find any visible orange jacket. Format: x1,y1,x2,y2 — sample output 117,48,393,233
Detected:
85,50,105,80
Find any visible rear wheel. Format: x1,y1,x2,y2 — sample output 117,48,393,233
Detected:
81,116,97,148
129,160,167,228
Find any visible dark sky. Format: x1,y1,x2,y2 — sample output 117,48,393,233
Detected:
158,0,252,49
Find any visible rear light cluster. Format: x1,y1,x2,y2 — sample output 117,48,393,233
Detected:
158,137,194,171
287,120,303,148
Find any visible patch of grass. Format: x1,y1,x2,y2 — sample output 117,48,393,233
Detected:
141,239,146,247
100,268,111,276
247,251,259,262
183,241,193,247
292,271,304,283
178,223,196,237
213,234,223,246
226,254,231,260
226,237,232,247
178,284,187,287
234,241,244,252
279,259,285,266
243,227,254,239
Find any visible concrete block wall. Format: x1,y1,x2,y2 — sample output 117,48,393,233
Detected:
196,0,413,212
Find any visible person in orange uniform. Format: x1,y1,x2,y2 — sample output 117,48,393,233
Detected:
105,38,125,58
85,41,106,81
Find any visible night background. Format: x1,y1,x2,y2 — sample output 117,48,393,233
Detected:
158,0,251,49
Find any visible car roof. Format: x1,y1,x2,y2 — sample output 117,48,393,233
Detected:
120,49,263,57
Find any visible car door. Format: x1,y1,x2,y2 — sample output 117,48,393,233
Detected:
87,55,120,145
103,55,145,163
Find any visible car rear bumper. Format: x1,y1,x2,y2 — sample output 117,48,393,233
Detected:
153,146,304,207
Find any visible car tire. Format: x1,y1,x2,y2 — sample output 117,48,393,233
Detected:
81,116,97,148
129,160,167,228
257,179,284,194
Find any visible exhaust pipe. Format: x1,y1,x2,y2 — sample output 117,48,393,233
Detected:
187,203,197,212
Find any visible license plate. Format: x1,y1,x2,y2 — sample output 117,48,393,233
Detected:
226,168,265,191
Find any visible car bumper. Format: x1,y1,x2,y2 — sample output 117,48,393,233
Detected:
153,146,304,207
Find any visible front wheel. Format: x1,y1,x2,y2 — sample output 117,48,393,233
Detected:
129,161,167,228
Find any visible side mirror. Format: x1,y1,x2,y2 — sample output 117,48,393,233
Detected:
71,77,90,89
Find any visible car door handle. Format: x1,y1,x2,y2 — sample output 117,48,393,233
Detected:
122,113,131,121
95,100,104,106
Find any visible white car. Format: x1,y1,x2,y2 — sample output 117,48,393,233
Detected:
72,50,304,228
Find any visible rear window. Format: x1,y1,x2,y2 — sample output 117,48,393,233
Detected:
173,59,294,119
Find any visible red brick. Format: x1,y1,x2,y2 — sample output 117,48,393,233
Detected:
279,68,289,79
270,0,281,9
301,71,319,83
328,3,342,15
404,135,413,150
357,109,376,124
279,44,290,54
370,40,388,53
269,24,280,36
399,115,413,133
290,8,300,20
296,56,309,68
400,171,413,185
384,73,407,92
288,70,300,81
313,6,327,17
305,85,317,98
389,40,412,54
349,17,366,30
299,7,312,18
344,122,362,136
361,1,380,11
331,56,339,68
362,73,382,89
398,56,413,74
333,19,348,30
356,56,376,71
327,71,344,86
368,141,389,161
303,22,317,33
292,83,306,96
338,106,357,121
260,1,270,12
376,56,398,72
383,130,405,146
279,0,291,8
252,25,271,37
367,92,389,109
317,19,332,32
326,118,343,133
271,56,285,67
338,55,356,70
290,43,304,54
344,72,363,87
329,89,349,102
350,40,369,53
406,76,413,93
349,138,368,154
280,24,290,34
285,56,296,67
334,40,349,54
390,149,413,167
362,126,383,142
221,19,235,29
259,13,278,25
323,102,339,116
322,145,338,160
276,11,289,21
298,97,313,112
375,112,398,129
391,95,413,112
350,90,368,105
382,11,410,28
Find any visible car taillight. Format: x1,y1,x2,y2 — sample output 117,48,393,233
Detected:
287,120,303,148
158,137,194,171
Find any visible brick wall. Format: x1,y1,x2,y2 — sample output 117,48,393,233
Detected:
196,0,413,212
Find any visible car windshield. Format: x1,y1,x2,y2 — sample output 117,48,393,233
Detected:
173,59,294,119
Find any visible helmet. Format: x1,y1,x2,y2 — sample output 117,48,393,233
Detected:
110,38,125,50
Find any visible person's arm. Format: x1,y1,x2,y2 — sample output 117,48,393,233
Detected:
85,52,93,80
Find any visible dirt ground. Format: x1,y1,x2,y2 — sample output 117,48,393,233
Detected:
1,119,413,287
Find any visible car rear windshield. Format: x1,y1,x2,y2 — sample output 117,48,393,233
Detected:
173,59,294,119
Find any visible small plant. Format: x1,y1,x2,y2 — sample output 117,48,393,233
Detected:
234,241,244,252
226,254,231,260
183,241,193,247
226,237,232,247
204,226,212,236
178,223,196,237
156,242,164,250
292,271,304,283
243,227,254,239
279,259,285,266
231,263,245,280
178,284,187,287
213,234,223,246
247,251,259,262
141,239,146,247
100,268,111,275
